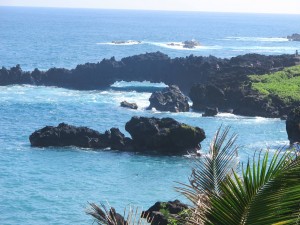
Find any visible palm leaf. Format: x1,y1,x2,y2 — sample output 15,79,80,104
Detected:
205,149,300,225
176,126,239,224
86,202,151,225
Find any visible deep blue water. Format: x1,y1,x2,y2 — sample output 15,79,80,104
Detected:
0,7,297,225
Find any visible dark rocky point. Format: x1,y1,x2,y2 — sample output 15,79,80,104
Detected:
125,116,205,153
287,33,300,42
286,107,300,145
148,85,189,112
202,107,219,117
29,123,132,150
120,101,138,109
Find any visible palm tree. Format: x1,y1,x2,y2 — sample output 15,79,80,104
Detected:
179,126,300,225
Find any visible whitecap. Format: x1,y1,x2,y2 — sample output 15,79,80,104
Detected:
96,40,142,46
145,41,222,51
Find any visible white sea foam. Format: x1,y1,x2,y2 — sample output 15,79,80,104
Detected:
222,36,289,42
145,41,222,51
96,40,142,46
111,80,167,88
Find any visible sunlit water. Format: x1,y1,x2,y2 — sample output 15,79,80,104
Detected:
0,7,295,225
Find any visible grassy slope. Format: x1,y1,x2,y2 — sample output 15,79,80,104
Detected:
249,65,300,104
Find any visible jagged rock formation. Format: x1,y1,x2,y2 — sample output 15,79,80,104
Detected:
147,85,189,112
286,107,300,145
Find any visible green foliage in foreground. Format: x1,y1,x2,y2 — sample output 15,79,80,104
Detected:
249,65,300,103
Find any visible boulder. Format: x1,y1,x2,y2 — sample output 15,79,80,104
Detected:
202,107,218,117
125,116,205,153
286,107,300,145
148,85,189,112
120,101,138,110
142,200,189,225
29,123,132,150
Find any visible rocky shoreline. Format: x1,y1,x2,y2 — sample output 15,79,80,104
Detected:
1,52,300,118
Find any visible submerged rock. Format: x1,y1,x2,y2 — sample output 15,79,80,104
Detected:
286,107,300,145
125,116,205,153
120,101,138,109
148,85,189,112
142,200,189,225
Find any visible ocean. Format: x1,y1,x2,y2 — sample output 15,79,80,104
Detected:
0,7,299,224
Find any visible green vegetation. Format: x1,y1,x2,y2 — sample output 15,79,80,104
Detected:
87,126,300,225
249,65,300,103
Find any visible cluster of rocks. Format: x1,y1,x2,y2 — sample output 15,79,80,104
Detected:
30,117,205,154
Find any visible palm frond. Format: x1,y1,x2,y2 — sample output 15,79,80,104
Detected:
205,149,300,225
86,202,151,225
176,126,239,224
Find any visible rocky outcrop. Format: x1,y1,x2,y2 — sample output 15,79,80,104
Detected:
125,117,205,153
142,200,189,225
148,85,189,112
120,101,138,109
286,107,300,145
202,107,218,117
183,40,200,48
1,52,299,93
30,117,205,154
287,33,300,41
29,123,132,150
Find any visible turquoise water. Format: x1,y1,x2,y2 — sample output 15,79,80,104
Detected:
0,7,295,225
